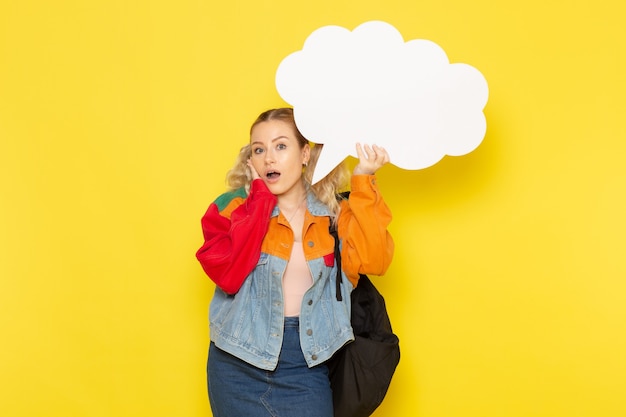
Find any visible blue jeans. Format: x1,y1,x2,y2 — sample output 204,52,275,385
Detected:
208,317,333,417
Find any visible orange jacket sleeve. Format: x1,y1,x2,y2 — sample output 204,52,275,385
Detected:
337,175,394,287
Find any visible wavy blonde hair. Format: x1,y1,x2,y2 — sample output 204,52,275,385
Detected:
225,108,349,218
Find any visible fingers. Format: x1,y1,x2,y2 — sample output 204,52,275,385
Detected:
370,144,389,165
357,143,376,159
357,143,388,161
376,145,390,165
246,159,261,180
354,143,390,175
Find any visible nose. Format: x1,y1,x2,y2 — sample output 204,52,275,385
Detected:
264,148,275,165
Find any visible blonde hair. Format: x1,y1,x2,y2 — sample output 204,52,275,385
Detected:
226,108,349,218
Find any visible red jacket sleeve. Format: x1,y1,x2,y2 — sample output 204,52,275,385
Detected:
195,179,277,294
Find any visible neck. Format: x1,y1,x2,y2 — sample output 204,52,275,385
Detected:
278,192,307,212
277,182,307,211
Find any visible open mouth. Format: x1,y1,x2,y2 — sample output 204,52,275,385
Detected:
266,170,281,181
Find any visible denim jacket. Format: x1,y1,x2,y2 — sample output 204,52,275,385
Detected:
197,176,393,370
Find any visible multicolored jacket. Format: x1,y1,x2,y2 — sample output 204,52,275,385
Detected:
196,175,394,370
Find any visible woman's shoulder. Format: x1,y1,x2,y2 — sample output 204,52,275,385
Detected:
212,187,248,214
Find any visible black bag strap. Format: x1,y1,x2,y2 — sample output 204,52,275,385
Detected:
329,222,343,302
330,192,350,302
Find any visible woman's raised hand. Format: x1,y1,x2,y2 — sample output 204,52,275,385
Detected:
353,143,390,176
247,159,261,180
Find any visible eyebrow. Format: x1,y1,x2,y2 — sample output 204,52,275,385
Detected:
251,135,290,146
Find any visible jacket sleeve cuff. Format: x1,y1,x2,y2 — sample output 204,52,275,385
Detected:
350,175,379,193
249,178,274,198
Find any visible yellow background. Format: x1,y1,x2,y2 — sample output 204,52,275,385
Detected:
1,1,625,416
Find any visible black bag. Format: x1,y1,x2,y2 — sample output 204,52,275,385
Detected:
328,221,400,417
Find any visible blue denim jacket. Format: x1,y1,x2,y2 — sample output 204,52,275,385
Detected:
208,193,355,371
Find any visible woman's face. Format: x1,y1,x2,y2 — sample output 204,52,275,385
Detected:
250,120,310,199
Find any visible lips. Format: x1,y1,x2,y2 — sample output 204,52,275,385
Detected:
265,170,281,183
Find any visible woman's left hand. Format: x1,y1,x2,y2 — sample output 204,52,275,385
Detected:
353,143,390,175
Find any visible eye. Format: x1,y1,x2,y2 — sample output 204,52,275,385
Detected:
277,143,287,150
252,147,264,155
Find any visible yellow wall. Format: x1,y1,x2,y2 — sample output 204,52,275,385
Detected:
1,1,624,416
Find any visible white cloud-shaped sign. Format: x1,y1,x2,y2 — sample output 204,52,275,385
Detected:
275,21,489,183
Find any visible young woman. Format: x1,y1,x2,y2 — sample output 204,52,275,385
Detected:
196,108,394,416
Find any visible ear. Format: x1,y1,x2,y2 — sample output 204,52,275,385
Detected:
302,144,311,165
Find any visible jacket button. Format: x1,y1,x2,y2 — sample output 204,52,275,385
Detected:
307,299,313,306
306,329,313,336
307,241,314,247
311,354,318,360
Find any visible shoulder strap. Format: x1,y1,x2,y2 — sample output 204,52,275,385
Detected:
330,192,350,302
329,221,343,302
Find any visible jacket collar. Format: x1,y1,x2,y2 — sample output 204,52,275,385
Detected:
270,190,331,218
